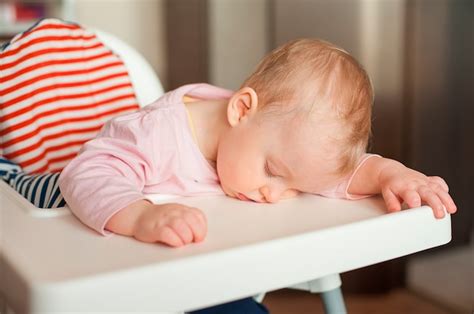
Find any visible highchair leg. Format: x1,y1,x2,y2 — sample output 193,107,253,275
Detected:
320,286,346,314
307,273,347,314
290,273,347,314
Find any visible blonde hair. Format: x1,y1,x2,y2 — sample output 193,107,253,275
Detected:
241,38,373,176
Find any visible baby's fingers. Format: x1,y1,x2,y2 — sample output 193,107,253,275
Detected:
157,226,185,247
418,186,445,219
400,189,421,208
434,189,457,214
189,207,208,232
428,176,449,192
382,188,402,213
169,218,194,245
183,211,207,243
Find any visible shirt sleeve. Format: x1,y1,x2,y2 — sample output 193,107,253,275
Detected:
59,111,156,235
317,153,382,200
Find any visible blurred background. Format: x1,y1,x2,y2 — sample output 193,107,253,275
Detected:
1,0,472,313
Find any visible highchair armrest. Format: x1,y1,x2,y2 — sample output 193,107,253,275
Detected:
0,191,451,313
0,180,69,218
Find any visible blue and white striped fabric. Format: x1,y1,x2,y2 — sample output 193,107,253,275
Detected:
0,157,66,208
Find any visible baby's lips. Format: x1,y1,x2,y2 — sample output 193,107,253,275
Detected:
237,193,251,201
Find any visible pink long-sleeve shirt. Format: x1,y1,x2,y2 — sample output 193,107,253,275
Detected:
59,83,375,235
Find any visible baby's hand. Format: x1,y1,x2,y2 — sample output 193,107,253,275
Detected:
132,202,207,247
378,163,457,218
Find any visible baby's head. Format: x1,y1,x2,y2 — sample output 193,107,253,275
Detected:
217,39,373,202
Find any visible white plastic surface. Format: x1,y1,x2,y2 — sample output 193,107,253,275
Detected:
0,191,451,313
0,181,69,218
93,29,164,107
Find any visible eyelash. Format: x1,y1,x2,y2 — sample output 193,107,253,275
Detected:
265,161,275,177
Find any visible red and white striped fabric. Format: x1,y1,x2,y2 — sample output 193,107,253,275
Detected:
0,18,139,174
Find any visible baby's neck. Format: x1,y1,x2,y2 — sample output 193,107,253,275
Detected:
184,98,229,166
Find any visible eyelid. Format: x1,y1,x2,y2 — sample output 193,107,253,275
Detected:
265,161,275,177
265,161,280,178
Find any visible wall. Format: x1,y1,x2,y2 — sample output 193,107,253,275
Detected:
74,0,269,91
73,0,168,87
208,0,269,90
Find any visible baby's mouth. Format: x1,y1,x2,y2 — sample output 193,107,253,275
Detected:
237,193,251,201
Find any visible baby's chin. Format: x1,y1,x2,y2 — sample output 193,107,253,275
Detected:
219,183,235,198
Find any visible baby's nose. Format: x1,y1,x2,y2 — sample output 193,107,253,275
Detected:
259,186,281,203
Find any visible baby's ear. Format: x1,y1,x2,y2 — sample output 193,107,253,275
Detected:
227,87,259,126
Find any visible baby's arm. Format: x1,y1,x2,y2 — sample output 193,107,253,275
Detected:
59,112,206,247
347,156,457,218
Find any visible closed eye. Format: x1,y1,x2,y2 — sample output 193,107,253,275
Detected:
265,161,276,177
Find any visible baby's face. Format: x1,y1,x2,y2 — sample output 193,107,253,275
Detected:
217,112,343,203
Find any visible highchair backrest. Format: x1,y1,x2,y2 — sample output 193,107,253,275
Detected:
0,18,163,174
93,29,164,107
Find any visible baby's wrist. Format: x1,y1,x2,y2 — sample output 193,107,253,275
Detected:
106,199,153,236
377,158,406,185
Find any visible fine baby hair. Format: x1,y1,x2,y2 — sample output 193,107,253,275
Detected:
242,38,374,176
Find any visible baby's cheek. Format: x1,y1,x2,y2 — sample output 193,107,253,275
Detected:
280,189,300,199
228,172,248,190
218,163,242,189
